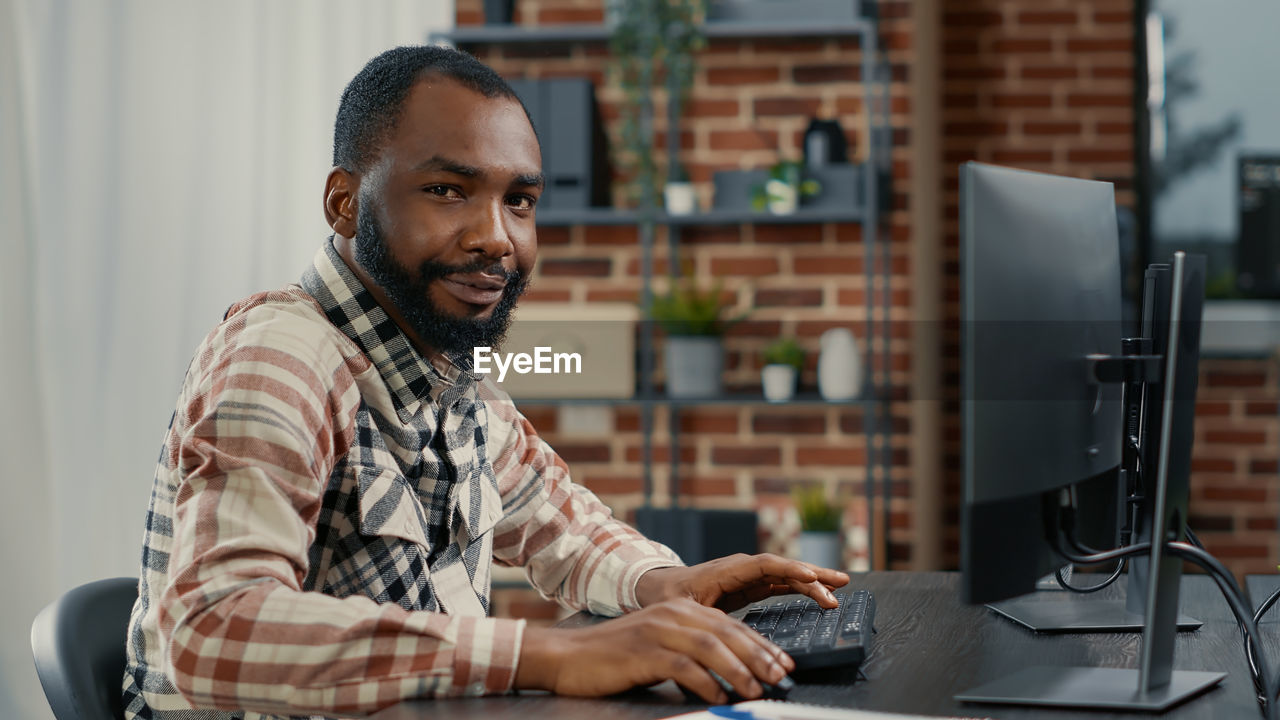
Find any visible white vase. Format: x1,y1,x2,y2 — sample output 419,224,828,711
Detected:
797,531,843,569
664,182,697,215
817,328,861,401
761,364,797,403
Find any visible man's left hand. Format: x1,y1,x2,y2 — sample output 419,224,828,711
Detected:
634,553,851,613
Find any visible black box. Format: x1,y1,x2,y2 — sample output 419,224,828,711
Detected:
712,164,865,212
633,508,759,565
507,78,611,210
1237,156,1280,297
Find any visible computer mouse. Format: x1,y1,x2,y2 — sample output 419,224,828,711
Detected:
679,670,795,703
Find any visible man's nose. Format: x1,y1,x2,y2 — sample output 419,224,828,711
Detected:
459,201,515,259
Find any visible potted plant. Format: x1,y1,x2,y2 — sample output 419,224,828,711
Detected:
752,160,822,215
761,338,804,402
663,165,698,216
608,0,705,207
648,278,743,397
792,484,843,569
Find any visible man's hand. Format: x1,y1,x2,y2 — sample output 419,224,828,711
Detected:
633,553,851,612
515,598,795,703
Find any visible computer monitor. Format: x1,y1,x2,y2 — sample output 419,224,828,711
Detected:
956,162,1223,710
959,162,1125,606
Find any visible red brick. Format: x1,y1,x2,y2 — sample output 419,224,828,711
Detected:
710,256,780,277
615,409,640,432
624,445,697,464
755,288,823,307
582,225,638,245
753,414,825,434
755,97,823,117
991,39,1053,54
522,288,573,302
536,7,603,24
683,475,737,496
706,67,780,85
1067,149,1133,163
679,410,739,434
1205,371,1268,388
754,224,823,244
1023,121,1084,135
944,66,1008,81
623,257,672,276
1021,65,1079,80
1197,401,1232,416
538,226,571,245
556,443,612,463
1094,10,1134,25
793,64,860,84
942,10,1004,27
1090,65,1133,80
796,446,867,466
1250,460,1279,475
585,289,639,303
991,150,1054,164
795,255,863,274
686,99,740,118
992,93,1053,109
520,407,558,433
582,474,644,495
1247,517,1279,531
680,226,743,245
725,321,783,339
1018,10,1079,25
1067,93,1131,108
711,445,781,466
539,258,611,277
945,121,1010,136
709,130,778,152
1066,37,1132,53
1204,430,1267,445
1190,457,1236,473
1096,121,1134,136
1246,401,1279,416
1202,486,1268,503
1206,544,1269,559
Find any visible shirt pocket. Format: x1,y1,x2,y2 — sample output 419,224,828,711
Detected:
355,467,431,552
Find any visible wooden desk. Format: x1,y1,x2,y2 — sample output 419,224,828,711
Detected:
371,571,1275,720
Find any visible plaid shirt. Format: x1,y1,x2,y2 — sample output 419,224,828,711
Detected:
122,239,681,720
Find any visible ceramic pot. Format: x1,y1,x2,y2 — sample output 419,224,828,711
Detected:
761,364,797,403
665,336,724,397
818,328,861,401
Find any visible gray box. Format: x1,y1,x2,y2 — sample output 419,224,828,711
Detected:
506,78,610,210
707,0,860,23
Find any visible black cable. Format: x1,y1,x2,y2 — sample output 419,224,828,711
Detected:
1053,534,1278,720
1055,560,1126,593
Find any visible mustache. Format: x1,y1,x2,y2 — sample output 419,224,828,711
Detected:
417,258,523,285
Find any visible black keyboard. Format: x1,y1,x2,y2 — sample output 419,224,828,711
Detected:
735,589,875,671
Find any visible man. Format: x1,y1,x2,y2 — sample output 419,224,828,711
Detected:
123,45,848,720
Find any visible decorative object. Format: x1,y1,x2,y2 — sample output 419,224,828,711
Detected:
761,338,805,403
648,278,744,397
482,0,515,24
608,0,704,206
793,485,843,569
663,166,698,216
752,161,822,215
494,304,637,399
707,0,860,23
803,117,849,169
818,328,862,401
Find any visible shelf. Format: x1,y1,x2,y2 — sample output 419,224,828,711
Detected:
507,392,876,407
536,205,868,227
432,20,873,46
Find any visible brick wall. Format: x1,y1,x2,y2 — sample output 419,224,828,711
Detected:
939,0,1280,579
454,0,918,619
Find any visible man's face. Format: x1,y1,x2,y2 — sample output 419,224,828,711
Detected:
348,76,542,360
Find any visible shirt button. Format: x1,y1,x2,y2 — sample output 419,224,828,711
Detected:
468,682,485,695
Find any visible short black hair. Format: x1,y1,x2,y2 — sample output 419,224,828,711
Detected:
332,45,530,173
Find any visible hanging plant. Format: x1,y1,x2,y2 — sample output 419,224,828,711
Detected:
608,0,706,207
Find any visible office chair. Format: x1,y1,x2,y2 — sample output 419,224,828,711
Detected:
31,577,138,720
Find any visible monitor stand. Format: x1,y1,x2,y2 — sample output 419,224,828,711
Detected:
958,255,1225,711
987,568,1201,632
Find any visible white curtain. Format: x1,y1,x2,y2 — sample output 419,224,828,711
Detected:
0,2,454,717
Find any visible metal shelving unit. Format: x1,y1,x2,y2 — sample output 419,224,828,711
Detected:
434,14,894,568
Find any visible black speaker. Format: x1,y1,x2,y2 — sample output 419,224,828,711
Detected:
632,507,759,565
505,77,611,210
1236,156,1280,297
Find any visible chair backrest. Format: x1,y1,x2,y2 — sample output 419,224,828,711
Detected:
31,577,139,720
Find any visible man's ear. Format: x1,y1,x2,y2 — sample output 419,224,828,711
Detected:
324,167,358,238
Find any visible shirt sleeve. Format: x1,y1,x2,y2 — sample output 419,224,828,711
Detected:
483,387,684,616
156,299,524,717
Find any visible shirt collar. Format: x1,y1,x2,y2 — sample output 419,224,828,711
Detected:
301,237,476,414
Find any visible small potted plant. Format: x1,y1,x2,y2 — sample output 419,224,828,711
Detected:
752,160,822,215
761,338,804,402
648,278,744,397
792,484,843,569
663,165,698,216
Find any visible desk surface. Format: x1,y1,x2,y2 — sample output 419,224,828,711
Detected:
371,571,1272,720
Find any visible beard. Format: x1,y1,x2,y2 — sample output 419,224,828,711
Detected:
352,207,527,368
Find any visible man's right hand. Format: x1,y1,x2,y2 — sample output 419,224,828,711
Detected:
514,597,794,703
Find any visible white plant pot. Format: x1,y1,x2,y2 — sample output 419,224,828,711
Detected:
765,178,798,215
665,336,724,397
797,531,843,569
664,182,698,216
761,364,797,403
818,327,862,401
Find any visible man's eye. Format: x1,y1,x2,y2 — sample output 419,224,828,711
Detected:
508,195,537,210
424,185,459,198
